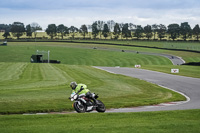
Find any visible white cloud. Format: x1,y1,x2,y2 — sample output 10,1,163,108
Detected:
1,0,200,29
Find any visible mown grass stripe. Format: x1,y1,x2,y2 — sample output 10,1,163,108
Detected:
0,63,27,82
0,63,68,91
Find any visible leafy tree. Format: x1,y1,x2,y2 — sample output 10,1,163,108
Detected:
193,24,200,41
92,22,99,39
157,24,167,40
1,24,11,39
26,24,32,38
119,23,124,39
134,25,144,40
57,24,69,39
10,22,25,39
2,31,10,39
128,23,136,39
152,24,158,40
69,26,78,39
122,23,131,40
0,24,9,30
180,22,192,41
0,24,11,31
80,24,88,39
144,25,153,40
46,24,57,39
167,24,180,41
30,22,42,39
95,20,104,39
102,23,110,39
128,23,136,30
113,23,121,40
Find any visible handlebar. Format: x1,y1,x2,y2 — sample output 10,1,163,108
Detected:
69,86,84,99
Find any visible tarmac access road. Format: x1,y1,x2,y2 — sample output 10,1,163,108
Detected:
94,66,200,112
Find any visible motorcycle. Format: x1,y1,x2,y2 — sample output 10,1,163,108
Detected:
69,88,106,113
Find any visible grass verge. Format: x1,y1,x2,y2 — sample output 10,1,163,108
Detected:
0,109,200,133
142,65,200,78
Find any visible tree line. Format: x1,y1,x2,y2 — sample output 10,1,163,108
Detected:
0,20,200,41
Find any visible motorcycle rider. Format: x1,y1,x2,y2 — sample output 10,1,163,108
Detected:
70,82,97,104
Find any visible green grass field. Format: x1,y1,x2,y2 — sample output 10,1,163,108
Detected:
0,109,200,133
0,42,172,66
66,39,200,51
0,42,199,77
0,41,199,132
0,62,185,114
1,41,200,114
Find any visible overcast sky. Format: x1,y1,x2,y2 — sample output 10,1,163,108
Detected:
1,0,200,29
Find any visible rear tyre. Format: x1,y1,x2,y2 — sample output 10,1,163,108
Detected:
96,100,106,112
73,101,86,113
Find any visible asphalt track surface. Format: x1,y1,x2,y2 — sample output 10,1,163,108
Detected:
95,66,200,112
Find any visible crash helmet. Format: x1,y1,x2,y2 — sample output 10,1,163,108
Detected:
70,82,77,90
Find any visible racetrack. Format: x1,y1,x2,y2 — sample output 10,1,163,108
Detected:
135,51,185,65
95,66,200,112
90,46,185,65
117,49,185,65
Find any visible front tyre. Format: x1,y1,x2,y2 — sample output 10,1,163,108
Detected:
96,100,106,112
73,101,86,113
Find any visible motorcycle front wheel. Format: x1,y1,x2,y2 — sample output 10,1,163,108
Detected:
96,100,106,112
73,102,86,113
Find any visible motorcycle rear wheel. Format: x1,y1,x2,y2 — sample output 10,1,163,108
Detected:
96,100,106,112
73,102,86,113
